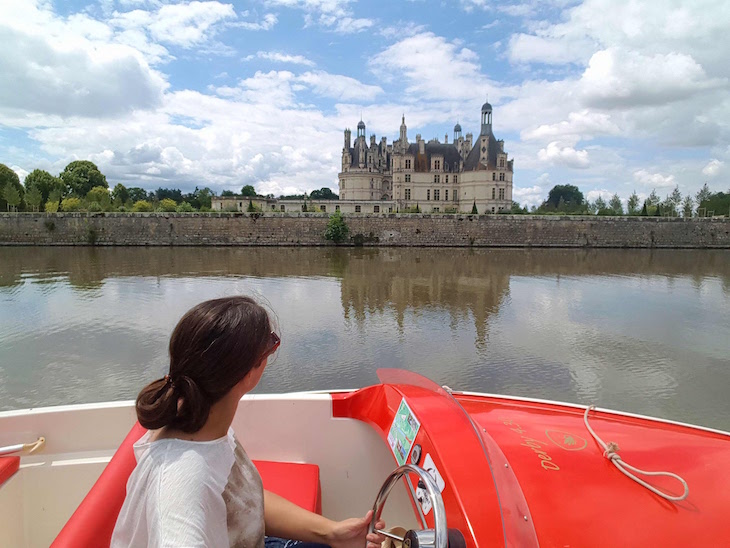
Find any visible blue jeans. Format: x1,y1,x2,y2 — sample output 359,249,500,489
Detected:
265,537,330,548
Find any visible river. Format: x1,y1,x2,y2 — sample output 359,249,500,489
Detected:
1,247,729,430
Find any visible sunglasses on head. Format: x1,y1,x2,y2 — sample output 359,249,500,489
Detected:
264,331,280,356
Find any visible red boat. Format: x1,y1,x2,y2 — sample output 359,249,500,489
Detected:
1,369,728,547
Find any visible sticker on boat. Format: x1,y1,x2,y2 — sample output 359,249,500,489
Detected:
387,398,421,466
416,453,445,515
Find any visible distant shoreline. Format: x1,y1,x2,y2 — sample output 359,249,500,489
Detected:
1,212,728,248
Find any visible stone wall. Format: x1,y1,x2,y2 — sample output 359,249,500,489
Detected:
0,212,729,248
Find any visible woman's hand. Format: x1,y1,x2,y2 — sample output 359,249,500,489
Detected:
327,510,386,548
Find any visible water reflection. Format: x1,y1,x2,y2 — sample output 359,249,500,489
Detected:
1,247,729,430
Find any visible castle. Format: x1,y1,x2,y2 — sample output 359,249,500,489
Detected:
213,102,513,214
339,101,514,214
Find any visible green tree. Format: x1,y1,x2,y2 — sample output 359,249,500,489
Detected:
159,198,178,212
132,200,154,212
699,192,730,217
86,186,111,211
60,197,83,212
695,183,712,208
310,187,339,200
45,188,62,213
24,169,62,206
127,187,148,204
682,195,694,218
176,201,195,212
542,184,584,212
640,201,648,216
241,185,257,197
221,190,236,197
247,199,256,212
594,196,607,212
627,191,640,215
646,189,660,208
155,188,183,203
111,183,130,206
471,200,478,214
25,185,43,211
509,201,526,214
60,160,108,197
324,211,349,243
0,164,23,211
3,182,22,211
609,194,623,215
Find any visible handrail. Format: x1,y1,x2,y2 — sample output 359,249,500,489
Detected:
0,437,45,456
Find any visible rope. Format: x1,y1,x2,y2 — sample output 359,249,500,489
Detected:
583,406,689,502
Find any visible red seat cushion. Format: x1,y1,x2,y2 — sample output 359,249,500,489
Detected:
254,460,322,515
0,456,20,487
52,423,321,547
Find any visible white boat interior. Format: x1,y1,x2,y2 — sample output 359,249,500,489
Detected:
0,393,419,548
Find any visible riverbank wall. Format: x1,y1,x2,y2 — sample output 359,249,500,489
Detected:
1,213,729,247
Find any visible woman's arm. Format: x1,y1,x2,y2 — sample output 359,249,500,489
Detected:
264,490,385,548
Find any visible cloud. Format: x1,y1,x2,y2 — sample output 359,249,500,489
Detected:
522,110,620,143
245,51,316,67
234,13,278,31
702,159,724,177
296,71,383,101
633,169,676,189
512,184,544,207
537,142,590,169
265,0,373,33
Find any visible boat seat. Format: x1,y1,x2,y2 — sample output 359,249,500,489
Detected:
52,422,321,548
0,456,20,487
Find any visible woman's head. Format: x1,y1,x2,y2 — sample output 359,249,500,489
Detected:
136,296,278,433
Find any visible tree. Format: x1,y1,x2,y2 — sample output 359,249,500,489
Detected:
609,194,623,215
310,187,339,200
241,185,257,197
3,182,21,211
247,200,256,212
695,183,712,208
0,164,23,211
86,186,111,211
221,190,236,197
543,184,584,211
24,169,62,206
510,201,526,214
646,189,660,208
699,192,730,217
132,200,154,212
594,196,607,211
184,187,214,210
60,160,107,197
111,183,129,206
627,191,640,215
471,200,478,214
46,188,62,213
155,188,183,203
176,201,195,212
60,197,83,212
25,186,42,211
127,187,148,204
324,211,349,243
159,198,178,212
640,201,648,216
682,195,694,217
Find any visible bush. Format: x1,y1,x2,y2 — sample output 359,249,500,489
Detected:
60,197,83,212
45,200,59,213
132,200,153,212
176,201,195,212
324,211,349,244
87,201,103,212
159,198,177,212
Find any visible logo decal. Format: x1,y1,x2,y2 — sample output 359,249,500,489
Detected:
545,430,588,451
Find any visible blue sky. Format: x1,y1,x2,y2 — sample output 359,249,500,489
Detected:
1,0,729,207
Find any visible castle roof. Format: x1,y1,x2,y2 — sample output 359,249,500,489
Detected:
463,133,499,171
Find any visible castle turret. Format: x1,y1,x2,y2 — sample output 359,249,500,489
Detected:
480,101,492,136
357,119,366,139
344,128,351,150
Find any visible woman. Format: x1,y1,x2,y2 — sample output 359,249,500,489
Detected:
111,296,385,548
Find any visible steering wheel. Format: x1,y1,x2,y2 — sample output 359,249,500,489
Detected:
368,464,448,548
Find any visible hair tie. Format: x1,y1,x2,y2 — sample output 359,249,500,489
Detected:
164,374,174,388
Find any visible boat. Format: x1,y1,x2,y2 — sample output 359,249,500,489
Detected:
1,368,729,547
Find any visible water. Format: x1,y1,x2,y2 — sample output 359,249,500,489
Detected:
1,247,729,431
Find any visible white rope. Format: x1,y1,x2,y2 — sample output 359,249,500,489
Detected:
583,406,689,502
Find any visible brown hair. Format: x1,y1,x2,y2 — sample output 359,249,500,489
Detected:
136,296,276,433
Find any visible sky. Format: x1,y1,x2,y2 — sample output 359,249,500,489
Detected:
1,0,729,208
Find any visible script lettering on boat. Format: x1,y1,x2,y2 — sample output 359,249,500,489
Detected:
500,417,560,471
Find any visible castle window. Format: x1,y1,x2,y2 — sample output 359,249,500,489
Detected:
500,158,505,167
335,205,340,212
492,188,495,199
427,190,430,201
492,207,495,213
405,159,411,169
434,189,440,201
321,205,326,212
433,207,439,212
445,175,448,183
499,188,505,200
355,205,361,212
374,205,380,213
405,189,411,200
499,173,505,181
492,173,496,181
434,175,440,184
445,189,449,201
453,175,457,184
280,205,285,211
405,174,411,183
434,160,441,170
271,205,276,210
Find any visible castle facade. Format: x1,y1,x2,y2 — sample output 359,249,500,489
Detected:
339,102,513,214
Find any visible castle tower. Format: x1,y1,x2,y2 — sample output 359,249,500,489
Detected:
453,122,462,142
480,101,492,136
399,115,408,150
357,119,366,139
